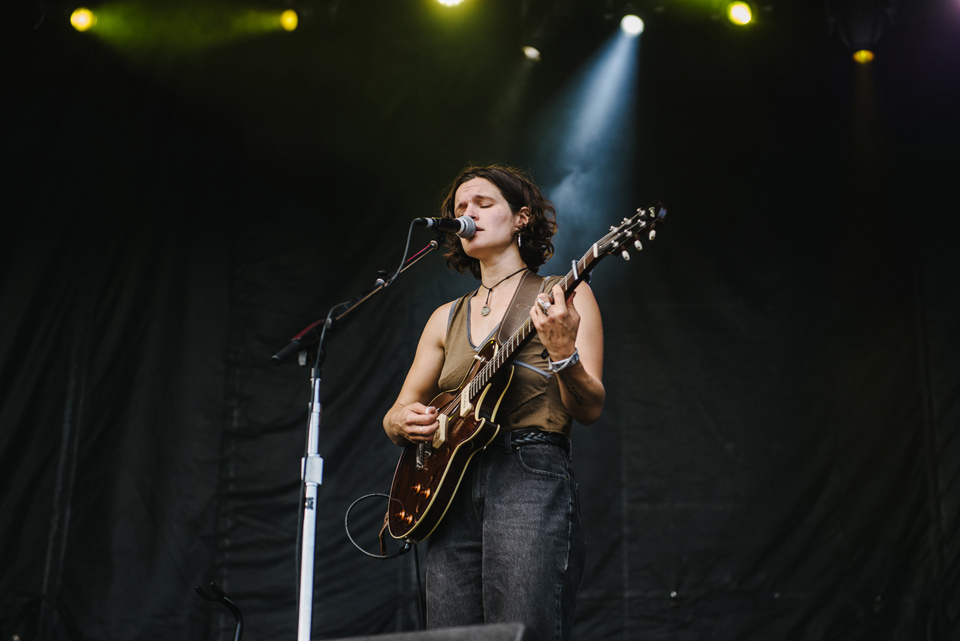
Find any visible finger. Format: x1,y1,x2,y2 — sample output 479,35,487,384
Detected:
409,424,431,440
530,306,545,331
533,293,551,314
409,405,439,425
550,284,568,315
416,418,439,432
405,402,428,416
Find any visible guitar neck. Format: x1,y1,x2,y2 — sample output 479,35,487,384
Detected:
465,201,665,401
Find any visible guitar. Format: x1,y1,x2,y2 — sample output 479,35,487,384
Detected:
386,202,667,542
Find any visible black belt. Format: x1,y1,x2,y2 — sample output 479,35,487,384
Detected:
498,428,571,455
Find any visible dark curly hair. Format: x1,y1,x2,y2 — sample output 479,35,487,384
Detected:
439,165,558,279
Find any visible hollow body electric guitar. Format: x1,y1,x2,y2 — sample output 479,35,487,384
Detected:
386,203,667,542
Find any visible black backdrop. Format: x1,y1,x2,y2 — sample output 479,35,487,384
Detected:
2,1,958,640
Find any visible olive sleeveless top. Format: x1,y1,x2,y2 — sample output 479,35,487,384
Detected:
437,275,573,437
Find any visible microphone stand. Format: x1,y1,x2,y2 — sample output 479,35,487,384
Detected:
271,236,443,641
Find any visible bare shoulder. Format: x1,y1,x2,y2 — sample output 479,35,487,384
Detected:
574,281,601,313
421,299,456,348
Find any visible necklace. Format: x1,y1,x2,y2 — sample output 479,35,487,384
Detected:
478,267,528,317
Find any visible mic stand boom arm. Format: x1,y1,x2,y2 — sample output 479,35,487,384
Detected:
270,237,442,641
271,238,442,366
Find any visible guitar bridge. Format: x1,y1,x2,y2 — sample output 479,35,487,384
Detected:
415,442,432,470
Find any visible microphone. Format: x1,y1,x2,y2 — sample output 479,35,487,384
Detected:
414,215,476,239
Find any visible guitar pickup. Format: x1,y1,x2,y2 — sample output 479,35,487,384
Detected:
460,387,473,417
432,413,448,448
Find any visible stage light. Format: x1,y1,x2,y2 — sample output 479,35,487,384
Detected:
71,4,303,57
620,14,644,36
523,46,541,61
827,1,894,55
280,9,298,31
727,2,752,26
853,49,875,64
438,0,464,6
70,7,96,31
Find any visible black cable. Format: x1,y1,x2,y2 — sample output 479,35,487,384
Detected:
383,220,419,289
343,493,426,630
195,583,244,641
344,493,414,560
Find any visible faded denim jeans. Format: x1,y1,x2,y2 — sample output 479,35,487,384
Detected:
426,439,586,641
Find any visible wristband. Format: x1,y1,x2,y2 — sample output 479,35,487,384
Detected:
548,349,580,373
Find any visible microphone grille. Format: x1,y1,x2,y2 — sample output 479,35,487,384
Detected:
457,216,476,239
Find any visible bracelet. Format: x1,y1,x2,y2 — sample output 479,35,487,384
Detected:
548,349,580,373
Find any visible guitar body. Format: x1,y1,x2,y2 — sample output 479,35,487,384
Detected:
387,338,512,542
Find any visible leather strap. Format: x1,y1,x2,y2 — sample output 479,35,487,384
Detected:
496,270,544,345
500,428,571,454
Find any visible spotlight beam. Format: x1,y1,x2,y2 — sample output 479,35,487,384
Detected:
528,26,643,257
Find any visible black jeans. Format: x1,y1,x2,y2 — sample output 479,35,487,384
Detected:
425,438,586,641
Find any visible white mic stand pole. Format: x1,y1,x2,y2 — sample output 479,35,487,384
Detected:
271,237,442,641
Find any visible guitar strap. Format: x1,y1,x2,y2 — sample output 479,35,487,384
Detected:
496,270,544,344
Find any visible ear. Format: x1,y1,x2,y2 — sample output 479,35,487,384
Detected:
516,206,530,229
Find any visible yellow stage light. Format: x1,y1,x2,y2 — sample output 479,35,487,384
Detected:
853,50,875,64
280,9,298,31
70,7,96,31
727,2,752,26
523,46,541,61
438,0,464,6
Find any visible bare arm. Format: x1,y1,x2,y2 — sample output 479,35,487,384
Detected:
382,302,452,446
531,283,605,425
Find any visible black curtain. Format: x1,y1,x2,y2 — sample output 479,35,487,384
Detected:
2,1,958,640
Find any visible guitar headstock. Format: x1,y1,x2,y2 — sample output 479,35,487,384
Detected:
596,201,667,262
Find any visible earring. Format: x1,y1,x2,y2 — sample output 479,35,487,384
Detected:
517,232,522,248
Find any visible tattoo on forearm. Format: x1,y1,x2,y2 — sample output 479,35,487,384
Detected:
559,373,585,405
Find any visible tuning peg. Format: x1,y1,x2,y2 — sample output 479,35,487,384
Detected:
621,250,631,261
649,229,657,240
634,239,643,251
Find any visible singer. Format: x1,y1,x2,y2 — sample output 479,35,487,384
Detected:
383,165,605,641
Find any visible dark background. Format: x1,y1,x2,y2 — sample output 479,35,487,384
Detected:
2,0,958,640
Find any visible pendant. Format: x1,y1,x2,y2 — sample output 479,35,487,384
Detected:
481,306,491,316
